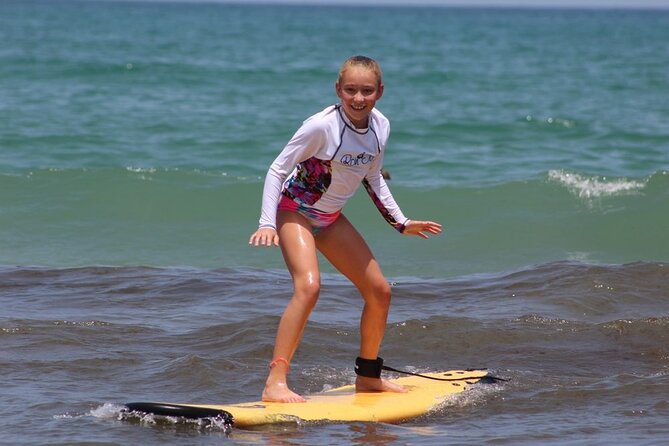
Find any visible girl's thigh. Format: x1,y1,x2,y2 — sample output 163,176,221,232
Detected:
315,215,386,292
277,210,320,284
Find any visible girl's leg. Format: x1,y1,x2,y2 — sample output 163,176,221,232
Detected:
316,215,405,393
262,211,321,403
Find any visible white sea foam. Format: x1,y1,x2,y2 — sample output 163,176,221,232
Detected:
548,170,646,198
125,166,157,174
90,402,128,420
54,403,127,422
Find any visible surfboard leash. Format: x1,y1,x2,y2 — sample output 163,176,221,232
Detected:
382,365,508,383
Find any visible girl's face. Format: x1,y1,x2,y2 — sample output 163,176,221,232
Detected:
335,66,384,129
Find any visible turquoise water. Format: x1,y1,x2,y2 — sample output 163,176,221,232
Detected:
1,1,667,276
1,2,668,444
1,168,667,277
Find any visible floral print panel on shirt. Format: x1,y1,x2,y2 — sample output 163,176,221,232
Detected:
283,157,332,206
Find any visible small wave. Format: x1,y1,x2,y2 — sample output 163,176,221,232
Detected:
524,114,576,128
54,402,126,421
515,314,588,332
600,317,669,337
431,374,507,415
1,327,30,335
548,170,646,198
89,402,126,420
125,166,157,174
52,320,112,327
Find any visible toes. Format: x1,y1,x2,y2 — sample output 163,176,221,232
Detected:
262,386,306,403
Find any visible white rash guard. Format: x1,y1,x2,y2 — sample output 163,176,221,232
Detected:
258,104,409,232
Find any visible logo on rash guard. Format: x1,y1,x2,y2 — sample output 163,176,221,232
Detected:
340,153,375,166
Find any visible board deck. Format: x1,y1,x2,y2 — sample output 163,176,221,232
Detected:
126,369,497,427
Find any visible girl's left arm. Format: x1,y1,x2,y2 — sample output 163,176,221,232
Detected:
362,156,442,238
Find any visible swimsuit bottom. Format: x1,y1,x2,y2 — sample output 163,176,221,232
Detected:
278,194,341,235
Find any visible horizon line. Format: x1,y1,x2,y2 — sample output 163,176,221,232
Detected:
50,0,669,11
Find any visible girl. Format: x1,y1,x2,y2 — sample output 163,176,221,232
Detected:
249,55,442,403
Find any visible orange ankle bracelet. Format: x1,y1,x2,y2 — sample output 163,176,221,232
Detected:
269,357,290,372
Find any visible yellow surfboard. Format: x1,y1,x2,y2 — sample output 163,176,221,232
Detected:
126,369,499,427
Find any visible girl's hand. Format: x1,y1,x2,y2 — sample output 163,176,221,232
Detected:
249,227,280,247
402,220,442,239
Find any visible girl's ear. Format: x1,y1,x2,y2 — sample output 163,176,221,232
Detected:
335,80,343,99
376,82,385,100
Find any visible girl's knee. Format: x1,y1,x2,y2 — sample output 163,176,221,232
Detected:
366,279,391,308
377,280,391,299
293,280,321,309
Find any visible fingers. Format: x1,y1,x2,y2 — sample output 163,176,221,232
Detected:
404,220,443,238
420,221,442,234
249,228,280,247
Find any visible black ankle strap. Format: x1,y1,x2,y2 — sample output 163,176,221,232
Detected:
355,356,384,378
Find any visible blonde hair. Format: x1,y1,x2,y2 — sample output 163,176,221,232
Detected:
338,55,383,87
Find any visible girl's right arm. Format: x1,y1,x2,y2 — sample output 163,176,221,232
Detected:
250,116,328,246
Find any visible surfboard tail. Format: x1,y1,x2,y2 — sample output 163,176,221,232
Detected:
124,402,234,425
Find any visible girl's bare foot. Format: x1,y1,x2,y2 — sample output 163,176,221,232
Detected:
262,381,306,403
355,376,407,393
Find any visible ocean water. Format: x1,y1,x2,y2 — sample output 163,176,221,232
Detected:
1,1,668,444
